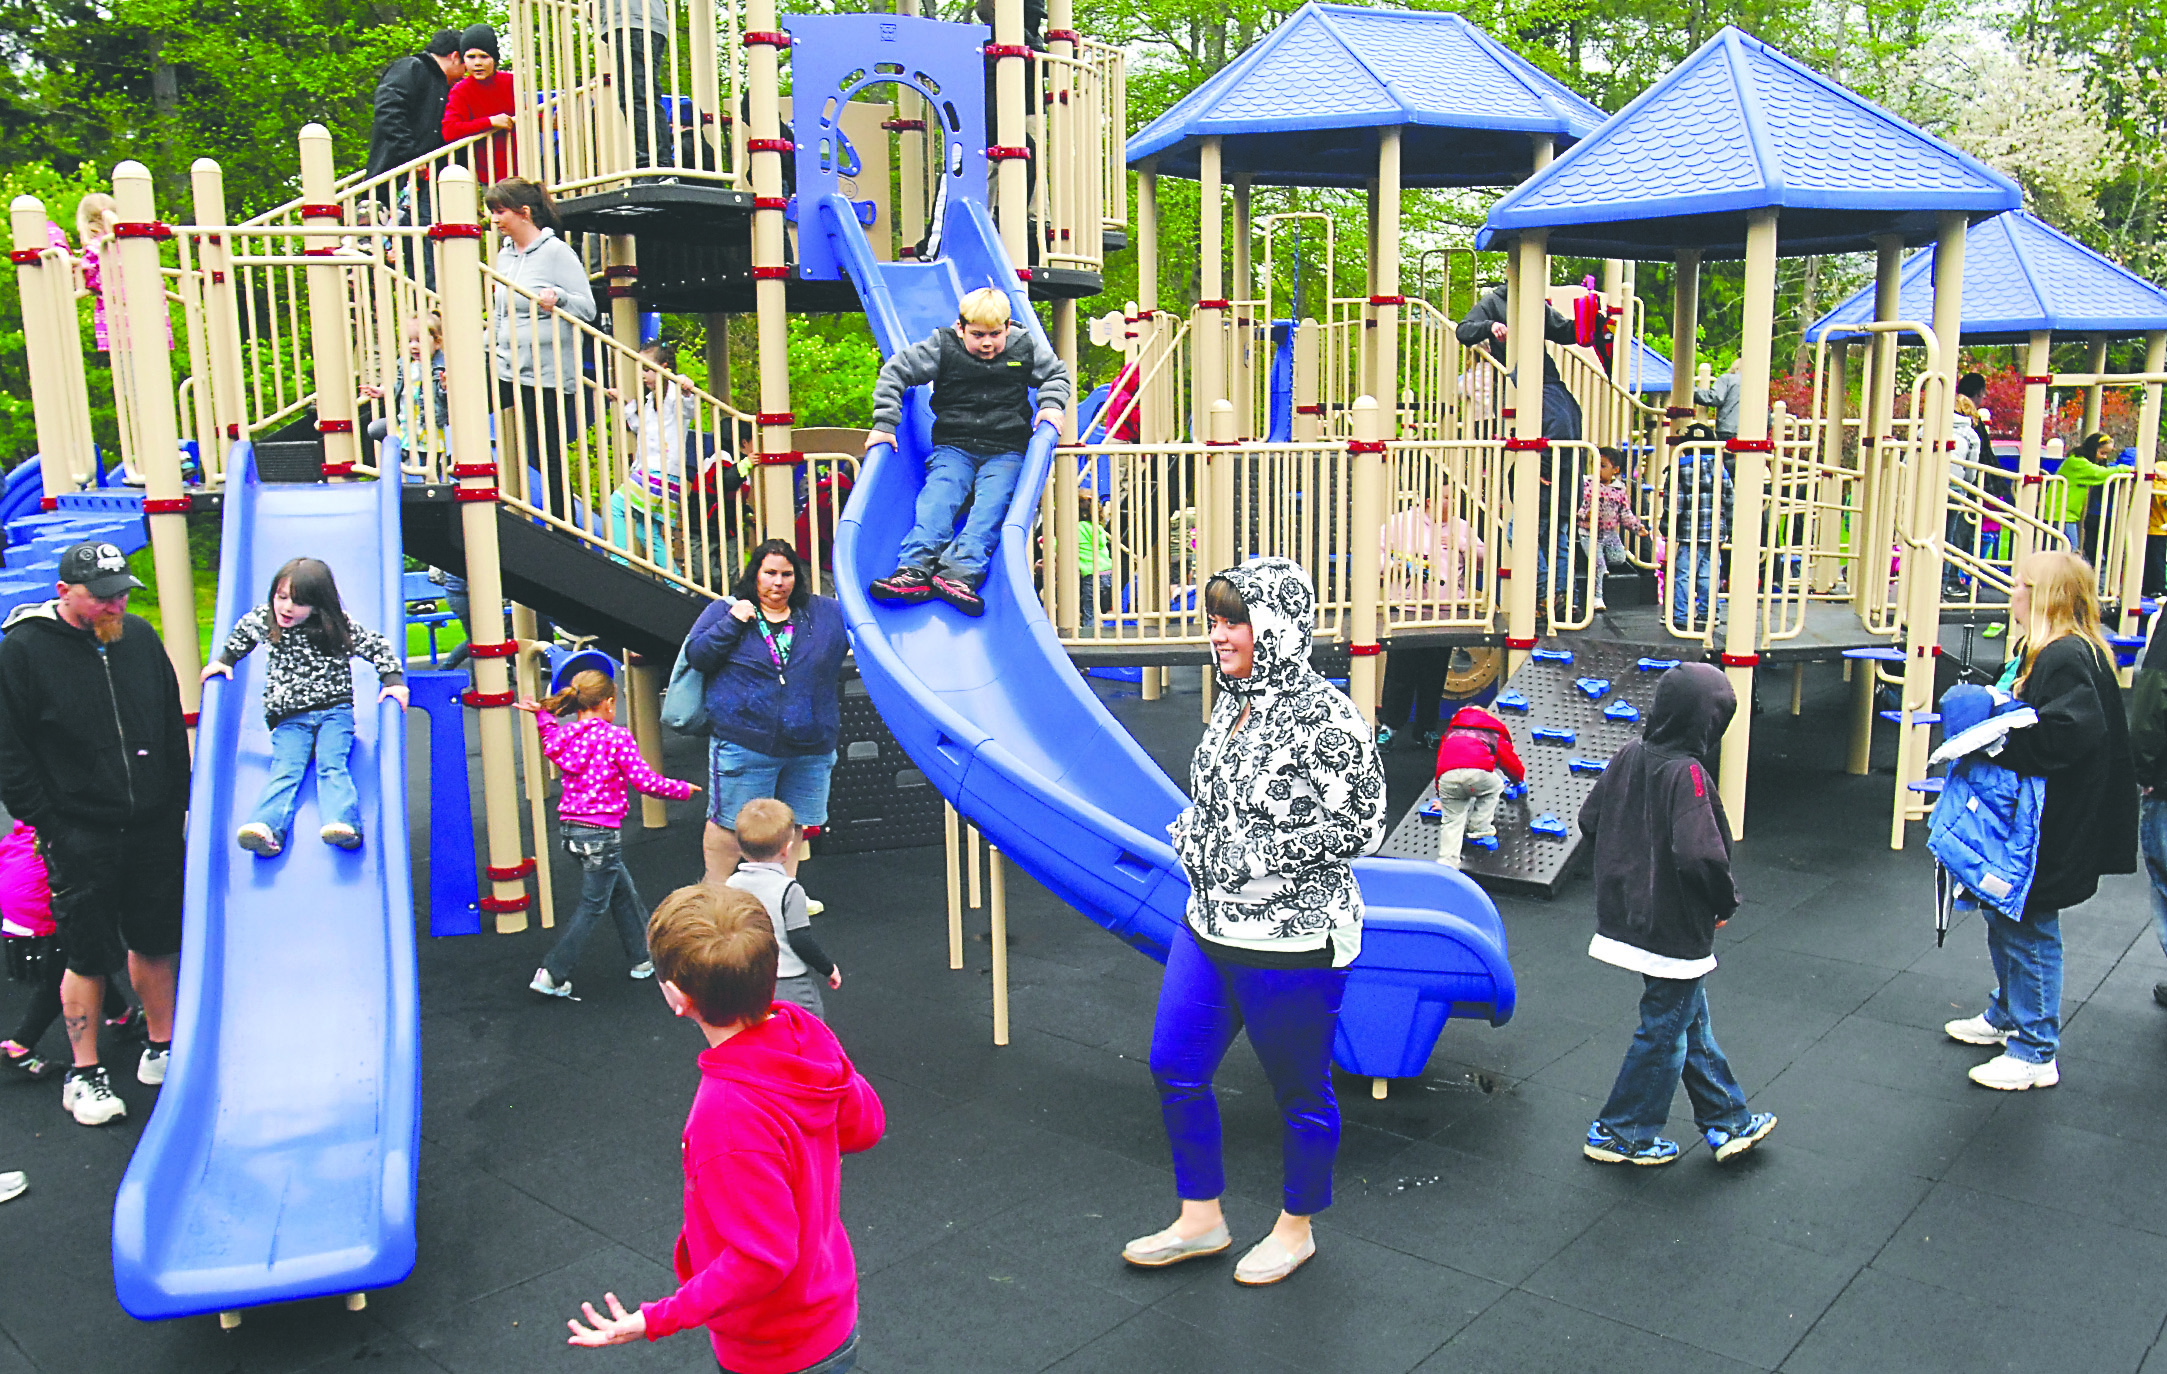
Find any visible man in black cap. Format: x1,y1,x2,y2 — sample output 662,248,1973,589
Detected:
0,542,189,1126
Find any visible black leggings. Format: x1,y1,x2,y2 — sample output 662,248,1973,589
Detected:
7,936,128,1049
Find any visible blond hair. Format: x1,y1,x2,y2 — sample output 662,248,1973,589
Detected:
733,797,797,861
647,885,777,1026
2012,550,2112,690
957,286,1012,330
540,668,614,718
76,193,118,247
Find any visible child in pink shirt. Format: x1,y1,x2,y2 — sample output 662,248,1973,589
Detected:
1580,446,1649,612
516,670,699,998
566,884,884,1374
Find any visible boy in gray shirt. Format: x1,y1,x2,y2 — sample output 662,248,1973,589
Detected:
725,799,840,1017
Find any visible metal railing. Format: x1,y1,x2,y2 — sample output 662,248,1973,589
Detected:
1030,39,1121,275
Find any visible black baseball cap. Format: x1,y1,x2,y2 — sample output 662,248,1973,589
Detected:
56,542,145,599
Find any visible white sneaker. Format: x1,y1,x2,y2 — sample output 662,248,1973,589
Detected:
320,822,361,850
1969,1053,2059,1091
0,1171,24,1203
1944,1014,2011,1047
529,968,573,999
137,1044,168,1086
236,823,282,857
628,961,655,980
61,1067,126,1126
804,898,826,917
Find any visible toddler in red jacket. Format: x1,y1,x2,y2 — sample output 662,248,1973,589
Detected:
1432,704,1526,867
567,883,884,1374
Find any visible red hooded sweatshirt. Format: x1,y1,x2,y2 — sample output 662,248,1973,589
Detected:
641,1002,885,1373
441,72,517,185
1433,705,1526,781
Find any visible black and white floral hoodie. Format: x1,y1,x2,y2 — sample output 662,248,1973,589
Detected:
1169,557,1386,966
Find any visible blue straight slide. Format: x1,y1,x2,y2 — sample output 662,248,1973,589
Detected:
113,446,418,1319
822,190,1514,1079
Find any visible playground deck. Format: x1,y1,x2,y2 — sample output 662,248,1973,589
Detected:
2,665,2165,1372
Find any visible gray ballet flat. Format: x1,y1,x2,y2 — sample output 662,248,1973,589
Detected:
1121,1223,1231,1268
1233,1230,1316,1286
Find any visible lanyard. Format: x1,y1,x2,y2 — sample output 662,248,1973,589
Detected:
753,611,791,686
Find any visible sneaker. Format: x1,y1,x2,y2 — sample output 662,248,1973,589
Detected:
869,566,934,605
1583,1122,1679,1166
1376,724,1397,748
0,1042,54,1081
930,574,985,617
320,822,361,850
1944,1013,2012,1047
236,823,282,857
529,967,573,999
1968,1053,2059,1091
137,1042,169,1086
61,1066,126,1126
1704,1111,1777,1162
104,1004,147,1041
1232,1229,1317,1286
628,961,655,980
804,898,825,917
0,1170,23,1203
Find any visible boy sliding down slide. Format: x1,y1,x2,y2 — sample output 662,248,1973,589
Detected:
865,286,1071,618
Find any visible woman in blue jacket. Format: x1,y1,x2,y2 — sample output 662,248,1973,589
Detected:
684,539,848,883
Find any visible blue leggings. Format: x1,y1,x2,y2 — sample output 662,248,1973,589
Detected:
1149,926,1349,1216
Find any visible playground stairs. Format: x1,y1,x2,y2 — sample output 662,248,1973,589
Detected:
0,460,154,619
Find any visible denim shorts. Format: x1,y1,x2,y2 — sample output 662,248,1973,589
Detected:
707,738,837,830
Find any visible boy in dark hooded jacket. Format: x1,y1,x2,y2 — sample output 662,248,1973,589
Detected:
1575,663,1775,1166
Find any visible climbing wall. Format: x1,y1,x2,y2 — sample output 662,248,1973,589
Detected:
812,666,947,854
1378,637,1684,897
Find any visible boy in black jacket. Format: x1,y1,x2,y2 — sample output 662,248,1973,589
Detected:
1576,663,1775,1166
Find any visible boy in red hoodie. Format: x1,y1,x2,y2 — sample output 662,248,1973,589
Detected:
441,24,517,185
567,884,884,1373
1432,703,1526,866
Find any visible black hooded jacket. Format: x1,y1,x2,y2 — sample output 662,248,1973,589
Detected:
0,603,190,831
367,51,454,179
1577,663,1740,965
1995,635,2137,913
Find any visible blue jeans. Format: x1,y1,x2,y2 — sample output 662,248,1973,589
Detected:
2140,798,2167,964
896,443,1023,584
1671,538,1717,628
247,706,359,841
1150,926,1348,1216
720,1328,857,1374
707,739,837,829
542,822,650,983
1980,905,2063,1063
1596,975,1750,1146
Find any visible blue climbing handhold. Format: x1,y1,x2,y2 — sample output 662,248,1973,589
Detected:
1532,648,1574,665
1603,699,1639,723
1464,834,1499,852
1502,781,1527,801
1573,677,1612,699
1532,727,1576,745
1530,813,1568,839
1568,757,1609,774
1636,657,1681,672
1494,690,1530,712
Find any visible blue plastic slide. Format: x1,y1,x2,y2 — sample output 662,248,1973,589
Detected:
821,189,1514,1079
113,447,418,1319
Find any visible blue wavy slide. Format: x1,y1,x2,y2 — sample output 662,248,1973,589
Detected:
822,191,1515,1078
113,447,418,1319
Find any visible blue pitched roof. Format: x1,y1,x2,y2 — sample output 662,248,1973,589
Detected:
1622,337,1674,393
1125,4,1606,188
1479,27,2021,258
1805,211,2167,345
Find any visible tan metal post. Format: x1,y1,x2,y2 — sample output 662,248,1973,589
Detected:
1231,174,1252,438
189,160,246,468
298,126,360,477
2121,330,2166,640
1053,297,1080,635
111,162,203,714
513,626,555,927
896,0,926,252
1855,236,1903,624
2014,330,2050,566
2084,337,2107,435
993,0,1028,269
1816,341,1849,593
747,0,793,539
989,845,1009,1045
944,801,963,969
1374,128,1401,442
438,167,532,931
9,197,94,504
1505,228,1548,670
625,656,669,828
1348,395,1385,726
1208,398,1236,580
1293,318,1321,442
1715,208,1778,836
1196,138,1225,580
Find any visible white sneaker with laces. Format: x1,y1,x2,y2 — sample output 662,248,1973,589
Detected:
1969,1053,2058,1091
137,1044,168,1086
61,1068,126,1126
0,1170,24,1203
1944,1013,2011,1047
236,822,281,857
629,961,655,980
529,967,573,999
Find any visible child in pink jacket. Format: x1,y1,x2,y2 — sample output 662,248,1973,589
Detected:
516,670,699,998
566,883,884,1373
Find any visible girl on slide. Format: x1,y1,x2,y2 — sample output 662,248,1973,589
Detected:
204,557,408,857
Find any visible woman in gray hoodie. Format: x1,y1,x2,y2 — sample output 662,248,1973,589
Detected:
485,177,596,519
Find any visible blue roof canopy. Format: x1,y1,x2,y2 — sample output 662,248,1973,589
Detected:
1126,4,1606,188
1623,337,1674,393
1480,27,2021,258
1805,211,2167,345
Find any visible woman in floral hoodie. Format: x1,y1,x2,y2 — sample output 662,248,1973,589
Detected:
1123,556,1385,1288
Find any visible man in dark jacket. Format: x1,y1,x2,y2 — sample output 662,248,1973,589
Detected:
365,30,464,189
1458,282,1583,618
0,543,190,1127
2129,618,2167,1009
1575,663,1775,1166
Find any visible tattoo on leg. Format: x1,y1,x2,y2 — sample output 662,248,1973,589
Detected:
64,1012,93,1044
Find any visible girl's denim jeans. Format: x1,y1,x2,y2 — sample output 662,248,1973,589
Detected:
542,822,650,983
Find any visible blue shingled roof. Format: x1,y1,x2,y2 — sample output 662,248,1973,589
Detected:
1622,337,1674,393
1805,211,2167,345
1125,3,1606,188
1479,26,2021,258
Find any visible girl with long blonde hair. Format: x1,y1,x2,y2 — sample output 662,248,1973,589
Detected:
1946,550,2136,1089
